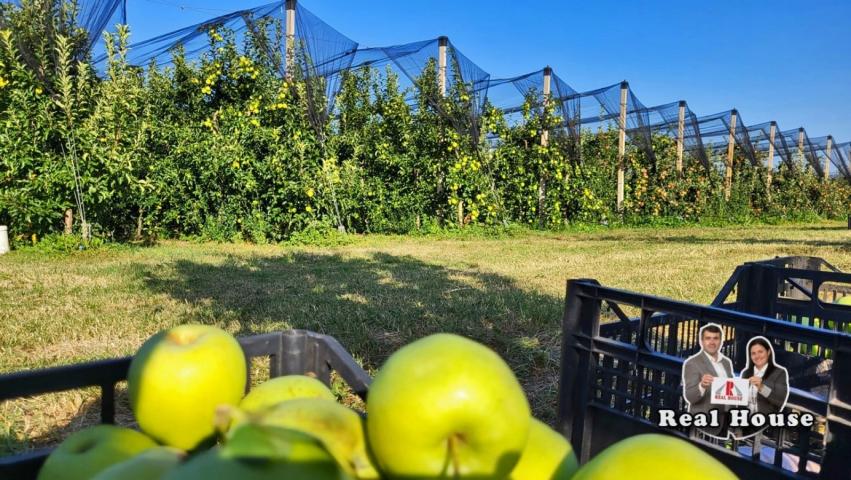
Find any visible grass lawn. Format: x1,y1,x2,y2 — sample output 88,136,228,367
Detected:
1,221,849,454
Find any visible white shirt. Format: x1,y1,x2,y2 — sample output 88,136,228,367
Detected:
698,351,728,397
748,364,771,413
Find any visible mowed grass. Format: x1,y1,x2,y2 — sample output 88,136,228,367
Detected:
1,222,849,454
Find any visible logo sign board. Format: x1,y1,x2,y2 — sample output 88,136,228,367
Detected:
710,378,750,406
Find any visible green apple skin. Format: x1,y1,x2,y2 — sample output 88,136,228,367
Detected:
832,296,851,334
571,434,737,480
162,424,352,480
240,375,335,413
239,398,379,479
128,324,247,450
509,419,578,480
92,446,184,480
37,425,157,480
366,333,531,478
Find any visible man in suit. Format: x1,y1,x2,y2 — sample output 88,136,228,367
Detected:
682,323,734,438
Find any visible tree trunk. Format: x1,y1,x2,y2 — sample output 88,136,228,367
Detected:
64,208,73,235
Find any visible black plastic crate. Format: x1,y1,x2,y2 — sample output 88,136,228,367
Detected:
601,257,851,392
0,330,371,480
560,278,851,479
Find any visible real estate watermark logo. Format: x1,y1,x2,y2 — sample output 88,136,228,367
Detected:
668,330,806,440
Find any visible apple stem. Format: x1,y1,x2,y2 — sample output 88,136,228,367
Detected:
448,433,462,478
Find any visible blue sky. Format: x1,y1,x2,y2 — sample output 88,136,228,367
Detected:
126,0,851,142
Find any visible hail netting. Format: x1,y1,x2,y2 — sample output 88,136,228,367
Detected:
2,0,125,57
0,0,125,86
642,100,711,172
747,122,792,171
774,128,826,177
333,37,489,147
473,69,581,155
91,1,358,131
806,135,845,179
833,142,851,180
688,110,760,171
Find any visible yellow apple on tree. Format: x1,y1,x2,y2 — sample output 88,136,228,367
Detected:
37,425,157,480
366,333,531,478
128,324,247,450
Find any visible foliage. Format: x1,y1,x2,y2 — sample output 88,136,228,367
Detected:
0,1,848,247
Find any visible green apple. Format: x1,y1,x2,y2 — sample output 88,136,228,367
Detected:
571,434,737,480
233,398,379,479
366,333,531,478
37,425,157,480
510,419,578,480
833,296,851,334
162,423,352,480
240,375,335,413
92,446,184,480
128,324,247,450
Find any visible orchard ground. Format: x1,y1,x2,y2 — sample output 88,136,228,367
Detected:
1,221,850,455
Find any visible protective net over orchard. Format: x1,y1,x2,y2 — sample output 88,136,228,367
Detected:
1,0,126,64
3,0,848,182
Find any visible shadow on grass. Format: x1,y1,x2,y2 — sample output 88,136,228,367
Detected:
568,233,850,250
139,252,564,377
2,251,568,458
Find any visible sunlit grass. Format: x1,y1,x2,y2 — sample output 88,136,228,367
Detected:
1,221,849,453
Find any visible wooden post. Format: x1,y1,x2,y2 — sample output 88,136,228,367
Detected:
437,36,449,225
541,66,552,147
724,109,737,200
285,0,296,79
797,127,805,168
676,100,685,173
64,208,73,235
766,121,776,188
438,36,448,97
537,66,553,228
617,81,627,211
825,135,833,181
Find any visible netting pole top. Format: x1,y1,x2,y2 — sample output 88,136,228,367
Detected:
725,109,738,201
797,127,805,169
617,81,628,212
285,0,296,80
438,36,448,97
676,100,686,173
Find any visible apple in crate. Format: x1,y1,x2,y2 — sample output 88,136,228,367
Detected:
37,425,157,480
128,324,247,450
92,446,184,480
366,333,531,478
240,375,335,413
571,434,737,480
510,418,578,480
162,423,352,480
227,397,379,478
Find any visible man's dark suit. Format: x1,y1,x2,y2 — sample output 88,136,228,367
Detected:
682,351,734,437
